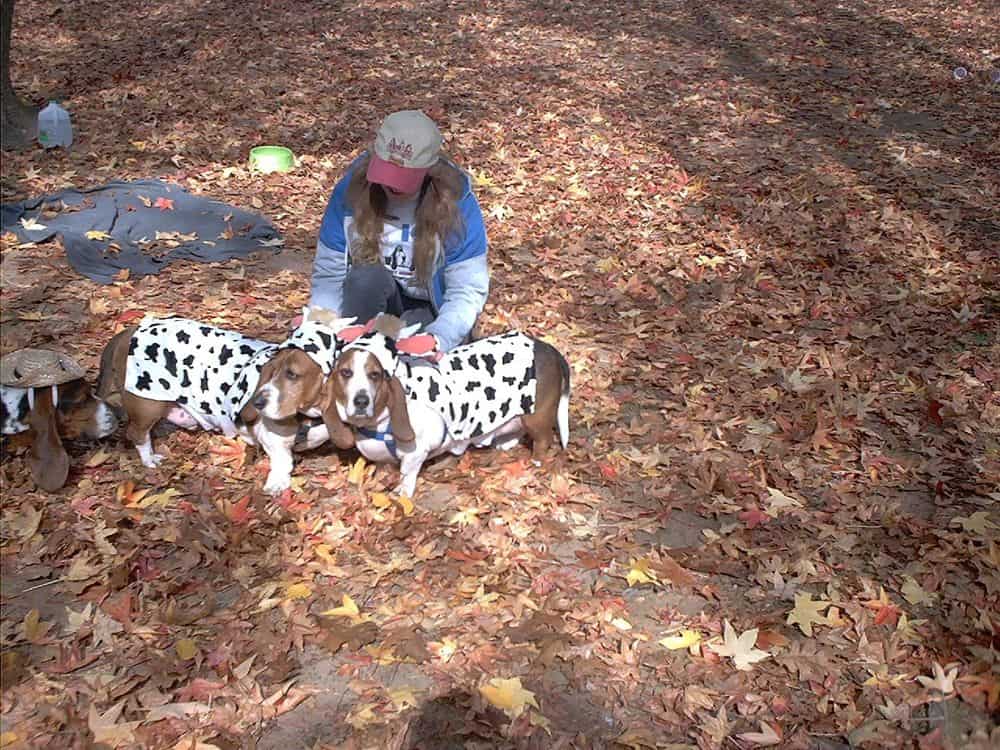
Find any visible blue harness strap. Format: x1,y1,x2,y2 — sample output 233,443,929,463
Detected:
357,426,398,458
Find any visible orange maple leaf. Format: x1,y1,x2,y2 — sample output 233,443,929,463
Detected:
153,196,175,211
863,587,902,627
210,438,246,469
226,495,255,525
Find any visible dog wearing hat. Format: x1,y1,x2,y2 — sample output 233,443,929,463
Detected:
1,349,118,491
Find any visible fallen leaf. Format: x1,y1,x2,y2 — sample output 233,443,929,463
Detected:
285,583,312,600
659,630,702,650
176,639,199,661
88,701,140,747
625,557,658,587
154,196,175,211
916,662,959,695
901,576,937,607
950,512,997,535
737,720,782,746
320,594,360,619
710,620,770,671
86,230,112,240
786,592,831,637
20,216,46,231
479,676,539,719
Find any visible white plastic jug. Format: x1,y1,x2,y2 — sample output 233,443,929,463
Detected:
37,101,73,149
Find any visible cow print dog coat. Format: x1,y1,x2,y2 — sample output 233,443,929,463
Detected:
124,316,339,437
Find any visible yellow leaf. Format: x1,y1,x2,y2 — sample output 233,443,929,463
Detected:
86,230,112,241
370,492,392,509
449,508,480,527
0,732,19,747
347,457,367,485
397,495,415,516
431,637,458,662
479,677,539,719
315,543,337,565
85,448,112,467
320,594,360,619
388,687,422,711
23,608,50,642
610,617,633,631
786,592,831,637
659,630,702,650
134,488,180,508
285,583,312,600
625,557,658,587
176,639,199,660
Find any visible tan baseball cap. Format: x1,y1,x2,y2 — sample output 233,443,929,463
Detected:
366,110,442,194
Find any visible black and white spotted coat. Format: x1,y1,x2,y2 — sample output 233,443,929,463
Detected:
346,330,537,441
124,317,340,436
1,387,31,435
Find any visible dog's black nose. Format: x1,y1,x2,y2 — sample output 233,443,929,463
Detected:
252,395,267,411
353,392,370,410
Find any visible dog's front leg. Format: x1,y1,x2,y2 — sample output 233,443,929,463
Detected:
395,445,428,499
254,418,296,495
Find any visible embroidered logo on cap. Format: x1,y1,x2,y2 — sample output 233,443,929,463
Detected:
387,138,414,165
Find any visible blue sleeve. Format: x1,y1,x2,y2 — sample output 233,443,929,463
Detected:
311,168,356,312
424,189,489,351
317,171,352,252
445,190,488,263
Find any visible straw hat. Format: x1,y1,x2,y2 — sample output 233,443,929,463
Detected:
0,348,86,388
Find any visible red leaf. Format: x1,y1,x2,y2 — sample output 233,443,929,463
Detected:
598,462,618,479
739,508,770,529
117,309,145,324
154,196,175,211
927,399,944,427
226,495,254,525
873,602,901,627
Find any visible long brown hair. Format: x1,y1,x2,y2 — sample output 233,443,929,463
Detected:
345,153,466,284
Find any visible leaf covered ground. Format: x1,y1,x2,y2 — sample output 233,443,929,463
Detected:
1,1,998,748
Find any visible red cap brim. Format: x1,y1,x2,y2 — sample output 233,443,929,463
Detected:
366,155,428,194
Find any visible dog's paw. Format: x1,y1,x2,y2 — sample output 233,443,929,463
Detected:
141,453,165,468
394,479,418,499
263,473,291,495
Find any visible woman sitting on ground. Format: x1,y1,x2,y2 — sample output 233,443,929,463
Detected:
309,110,489,353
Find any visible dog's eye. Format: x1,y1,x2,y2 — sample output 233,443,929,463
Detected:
367,370,383,382
285,369,299,381
339,368,352,379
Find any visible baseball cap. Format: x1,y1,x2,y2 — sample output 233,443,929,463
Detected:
366,110,442,194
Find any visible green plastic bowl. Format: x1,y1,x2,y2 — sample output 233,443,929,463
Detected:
249,145,295,174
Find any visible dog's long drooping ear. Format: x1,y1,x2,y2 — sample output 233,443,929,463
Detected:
28,387,70,492
387,377,415,444
240,359,276,424
321,380,356,450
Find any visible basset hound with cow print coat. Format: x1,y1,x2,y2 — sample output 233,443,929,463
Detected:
302,315,571,498
97,309,352,494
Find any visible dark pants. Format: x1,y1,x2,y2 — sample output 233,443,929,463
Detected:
341,264,435,327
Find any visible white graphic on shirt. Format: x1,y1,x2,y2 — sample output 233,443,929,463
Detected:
344,195,430,301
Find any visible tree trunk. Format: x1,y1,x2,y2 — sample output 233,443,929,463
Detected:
1,0,37,151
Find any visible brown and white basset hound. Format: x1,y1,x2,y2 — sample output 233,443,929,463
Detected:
96,309,351,493
1,379,118,491
283,314,571,497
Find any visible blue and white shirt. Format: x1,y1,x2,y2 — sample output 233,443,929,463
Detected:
310,155,489,352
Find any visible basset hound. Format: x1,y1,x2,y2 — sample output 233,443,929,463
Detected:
1,379,118,491
310,315,571,497
96,309,351,494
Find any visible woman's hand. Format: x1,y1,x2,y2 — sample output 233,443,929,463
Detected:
397,333,443,362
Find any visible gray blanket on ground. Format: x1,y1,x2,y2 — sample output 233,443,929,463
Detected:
0,179,283,284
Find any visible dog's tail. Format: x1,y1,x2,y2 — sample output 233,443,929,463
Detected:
556,350,570,450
